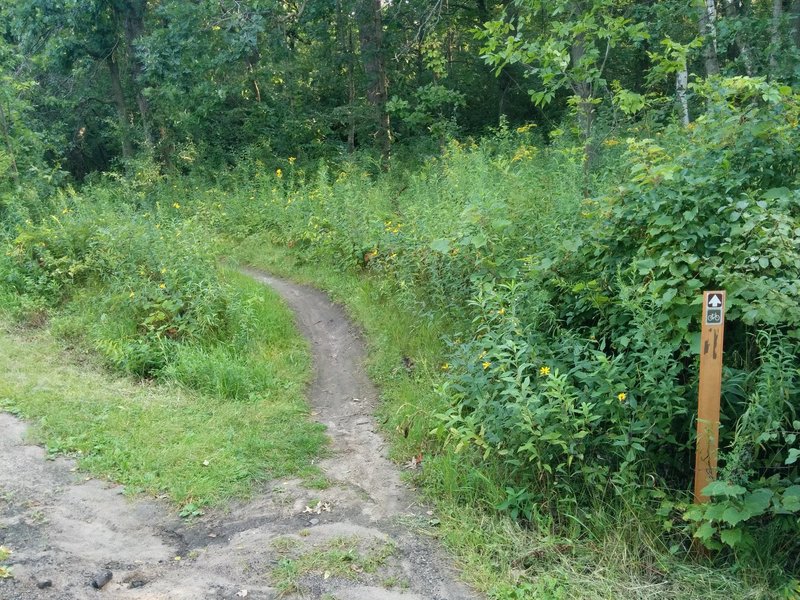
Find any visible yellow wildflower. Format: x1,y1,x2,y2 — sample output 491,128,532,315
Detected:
482,361,491,370
498,308,505,315
539,366,550,377
173,202,180,209
276,168,283,179
159,283,166,289
618,392,627,402
441,363,450,371
129,291,135,298
288,156,296,165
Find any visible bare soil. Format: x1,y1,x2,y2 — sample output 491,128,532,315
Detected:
0,269,478,600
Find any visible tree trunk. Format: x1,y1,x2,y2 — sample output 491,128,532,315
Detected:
770,0,783,75
121,0,153,147
676,67,690,126
699,0,720,76
722,0,755,75
107,55,134,160
570,38,595,194
0,101,20,183
336,0,357,152
358,0,391,168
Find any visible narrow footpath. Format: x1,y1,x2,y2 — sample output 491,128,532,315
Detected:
0,269,478,600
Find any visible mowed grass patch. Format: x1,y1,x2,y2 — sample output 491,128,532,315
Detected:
0,271,327,510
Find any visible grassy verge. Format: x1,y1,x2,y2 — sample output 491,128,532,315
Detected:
0,268,326,511
232,236,774,599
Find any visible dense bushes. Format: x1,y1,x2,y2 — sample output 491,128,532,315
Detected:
0,191,286,400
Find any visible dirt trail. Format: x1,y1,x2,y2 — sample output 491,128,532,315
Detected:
0,269,478,600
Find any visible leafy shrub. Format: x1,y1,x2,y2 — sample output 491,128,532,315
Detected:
431,78,800,562
3,193,234,378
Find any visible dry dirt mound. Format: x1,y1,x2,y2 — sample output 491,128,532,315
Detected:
0,269,478,600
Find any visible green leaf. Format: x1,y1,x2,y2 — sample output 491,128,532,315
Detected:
721,505,748,526
429,238,451,253
694,521,716,541
719,527,743,547
781,486,800,512
785,449,800,465
470,233,488,249
741,488,773,517
763,187,790,200
702,480,746,497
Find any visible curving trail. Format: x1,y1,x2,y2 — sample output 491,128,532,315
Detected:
0,269,478,600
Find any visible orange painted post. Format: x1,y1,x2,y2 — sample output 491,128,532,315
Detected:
693,290,726,503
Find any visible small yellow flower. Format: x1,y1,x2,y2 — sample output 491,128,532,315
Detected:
159,283,166,289
288,156,296,165
539,366,551,377
173,202,180,209
482,361,491,370
498,308,505,315
129,291,135,298
441,363,450,371
160,268,167,274
276,168,283,179
618,392,627,402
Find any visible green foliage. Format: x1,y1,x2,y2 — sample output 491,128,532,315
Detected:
191,80,800,580
2,188,251,388
592,77,800,347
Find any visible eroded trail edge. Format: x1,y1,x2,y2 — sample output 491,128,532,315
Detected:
0,269,477,600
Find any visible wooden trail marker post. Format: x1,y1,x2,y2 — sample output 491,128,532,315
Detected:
693,290,726,503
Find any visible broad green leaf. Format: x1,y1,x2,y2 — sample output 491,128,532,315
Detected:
719,527,743,547
741,488,773,517
429,238,451,254
721,505,748,526
702,480,746,497
693,521,716,541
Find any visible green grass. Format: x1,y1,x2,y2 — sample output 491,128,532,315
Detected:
0,269,327,509
231,236,783,599
270,535,397,595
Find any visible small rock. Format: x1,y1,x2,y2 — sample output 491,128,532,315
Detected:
130,580,146,589
90,570,112,589
36,579,53,589
309,518,320,525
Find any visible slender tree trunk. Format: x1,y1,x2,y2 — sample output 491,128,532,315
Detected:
358,0,391,168
336,0,357,152
0,101,20,183
121,0,153,147
570,37,595,194
722,0,755,75
107,55,134,159
770,0,783,75
676,67,690,126
792,0,800,48
699,0,720,76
